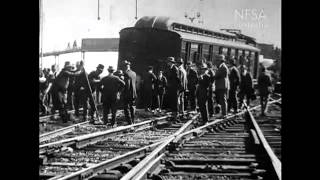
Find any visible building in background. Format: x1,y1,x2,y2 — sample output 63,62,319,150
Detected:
40,38,119,77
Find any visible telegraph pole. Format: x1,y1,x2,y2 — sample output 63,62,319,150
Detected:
97,0,100,20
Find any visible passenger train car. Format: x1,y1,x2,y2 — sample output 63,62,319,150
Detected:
118,16,260,107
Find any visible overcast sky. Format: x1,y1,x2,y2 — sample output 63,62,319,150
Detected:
41,0,281,52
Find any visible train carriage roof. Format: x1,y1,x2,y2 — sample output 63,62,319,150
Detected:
134,16,259,52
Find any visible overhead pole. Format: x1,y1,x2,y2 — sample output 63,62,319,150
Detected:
97,0,100,20
135,0,138,19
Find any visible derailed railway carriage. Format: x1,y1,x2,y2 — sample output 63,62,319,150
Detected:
118,16,260,107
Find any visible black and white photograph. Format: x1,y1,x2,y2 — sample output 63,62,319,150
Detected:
39,0,281,179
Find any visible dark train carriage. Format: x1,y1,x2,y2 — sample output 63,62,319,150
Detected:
118,16,260,108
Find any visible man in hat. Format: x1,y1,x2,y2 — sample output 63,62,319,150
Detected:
176,58,187,114
74,61,94,122
122,60,137,124
100,66,125,126
143,66,157,112
51,61,83,123
206,61,216,117
196,63,211,124
155,70,167,112
239,65,253,108
114,70,124,80
228,57,241,113
186,61,198,111
166,57,181,120
258,66,272,116
214,54,230,118
88,64,104,112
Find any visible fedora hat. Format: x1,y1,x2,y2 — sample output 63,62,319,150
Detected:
97,64,104,70
167,57,175,63
107,66,115,72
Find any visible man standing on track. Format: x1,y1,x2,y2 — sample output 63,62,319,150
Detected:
228,57,241,114
155,70,167,113
186,61,198,112
176,58,188,114
100,66,125,126
88,64,104,118
214,54,230,118
143,66,157,112
196,63,211,124
239,65,254,108
51,61,83,123
206,61,216,117
166,57,181,121
258,66,272,116
122,60,137,125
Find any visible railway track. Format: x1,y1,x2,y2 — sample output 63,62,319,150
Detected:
250,101,281,160
40,111,171,145
39,111,200,180
118,99,281,180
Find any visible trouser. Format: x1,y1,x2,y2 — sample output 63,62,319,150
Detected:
67,87,74,110
216,89,228,116
207,89,214,116
197,97,208,123
156,92,165,110
239,90,251,108
178,91,185,113
228,89,238,112
144,89,153,110
188,88,197,111
102,98,117,125
260,95,269,114
167,88,179,114
74,88,89,119
52,87,70,122
123,98,135,124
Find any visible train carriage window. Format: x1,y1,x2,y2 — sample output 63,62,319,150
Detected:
181,41,187,62
222,47,228,55
202,44,210,63
190,43,199,63
230,49,235,57
211,45,220,64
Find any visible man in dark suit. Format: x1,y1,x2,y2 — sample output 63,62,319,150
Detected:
123,60,137,124
239,65,253,108
143,66,157,112
88,64,104,109
166,57,181,120
186,61,198,111
51,61,83,123
214,54,230,118
196,63,211,124
258,66,272,116
176,58,187,113
206,61,216,117
155,70,167,112
100,66,125,126
228,57,241,113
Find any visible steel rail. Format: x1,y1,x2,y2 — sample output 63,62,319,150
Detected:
245,100,281,180
122,99,281,180
55,113,199,180
120,114,199,180
40,121,90,142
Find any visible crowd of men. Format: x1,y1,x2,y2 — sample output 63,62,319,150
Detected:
39,54,274,126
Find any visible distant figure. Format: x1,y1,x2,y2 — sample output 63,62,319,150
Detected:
214,54,230,118
239,65,254,108
186,61,198,111
67,64,76,110
39,68,48,115
155,70,167,112
258,66,272,116
166,57,180,120
176,58,187,114
122,60,137,124
100,66,125,126
228,57,241,113
206,61,215,117
51,61,83,123
47,65,57,109
196,63,210,124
